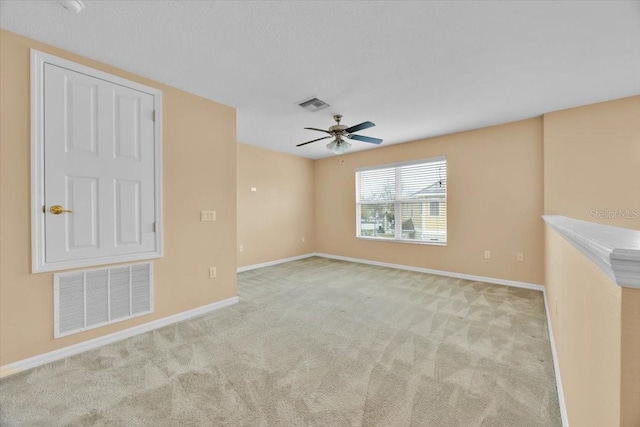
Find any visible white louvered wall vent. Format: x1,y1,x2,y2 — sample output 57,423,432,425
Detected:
54,262,153,338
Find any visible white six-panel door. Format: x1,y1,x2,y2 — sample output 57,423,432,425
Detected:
32,51,162,272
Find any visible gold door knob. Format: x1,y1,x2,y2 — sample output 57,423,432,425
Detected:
50,205,73,215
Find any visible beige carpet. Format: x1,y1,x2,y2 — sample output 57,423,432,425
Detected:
0,257,561,426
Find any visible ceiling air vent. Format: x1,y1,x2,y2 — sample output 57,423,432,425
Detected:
298,97,330,112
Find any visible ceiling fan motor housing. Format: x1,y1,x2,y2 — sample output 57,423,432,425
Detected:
329,115,346,134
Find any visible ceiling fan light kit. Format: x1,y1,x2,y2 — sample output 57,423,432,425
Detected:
297,114,383,155
327,138,351,154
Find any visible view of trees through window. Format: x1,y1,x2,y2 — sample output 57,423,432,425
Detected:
356,158,447,244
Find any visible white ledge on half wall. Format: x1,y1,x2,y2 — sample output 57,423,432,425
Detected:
543,215,640,288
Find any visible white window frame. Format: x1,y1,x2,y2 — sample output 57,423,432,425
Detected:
356,156,447,246
31,50,164,273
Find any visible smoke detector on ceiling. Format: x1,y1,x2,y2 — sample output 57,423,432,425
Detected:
298,97,330,112
58,0,85,13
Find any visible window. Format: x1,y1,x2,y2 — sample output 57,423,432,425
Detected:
356,157,447,244
430,201,440,217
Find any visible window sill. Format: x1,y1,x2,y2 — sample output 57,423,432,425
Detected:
543,215,640,288
356,236,447,246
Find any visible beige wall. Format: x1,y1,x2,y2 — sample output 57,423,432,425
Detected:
237,143,315,267
315,118,545,284
545,228,621,426
544,96,640,230
0,30,237,366
543,96,640,426
621,287,640,427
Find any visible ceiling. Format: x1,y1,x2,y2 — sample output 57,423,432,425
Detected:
1,1,639,159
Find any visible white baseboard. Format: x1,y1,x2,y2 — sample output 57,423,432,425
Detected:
314,252,544,291
543,289,569,427
237,253,316,273
0,296,239,378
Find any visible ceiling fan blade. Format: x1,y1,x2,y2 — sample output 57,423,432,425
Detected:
296,136,331,147
348,134,383,145
345,121,375,133
304,127,332,135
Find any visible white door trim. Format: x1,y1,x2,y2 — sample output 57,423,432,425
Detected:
31,49,164,273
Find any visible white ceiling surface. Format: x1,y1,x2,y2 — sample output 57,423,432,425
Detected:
1,1,639,159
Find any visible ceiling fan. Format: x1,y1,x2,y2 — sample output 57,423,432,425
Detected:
297,114,383,154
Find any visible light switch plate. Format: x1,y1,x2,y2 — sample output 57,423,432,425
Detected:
201,210,216,221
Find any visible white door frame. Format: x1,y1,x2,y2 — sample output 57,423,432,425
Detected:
31,49,163,273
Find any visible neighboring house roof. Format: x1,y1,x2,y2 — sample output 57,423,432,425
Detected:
410,178,446,198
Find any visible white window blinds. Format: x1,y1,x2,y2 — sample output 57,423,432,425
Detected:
356,157,447,244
